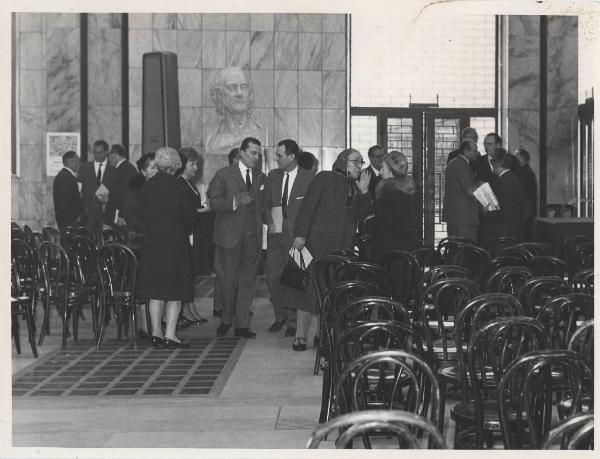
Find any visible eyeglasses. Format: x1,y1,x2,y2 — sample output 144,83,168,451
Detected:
348,159,365,166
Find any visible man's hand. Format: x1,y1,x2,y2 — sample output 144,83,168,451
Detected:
293,237,306,251
356,169,371,195
268,223,277,234
116,217,126,226
234,192,254,207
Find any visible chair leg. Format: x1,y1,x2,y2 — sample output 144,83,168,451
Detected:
145,300,151,336
37,295,51,346
115,305,123,340
90,294,98,341
61,301,69,351
96,295,106,349
131,300,138,350
318,365,331,424
25,304,38,358
72,305,79,342
12,314,21,354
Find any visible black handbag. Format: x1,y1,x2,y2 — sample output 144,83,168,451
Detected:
280,248,309,292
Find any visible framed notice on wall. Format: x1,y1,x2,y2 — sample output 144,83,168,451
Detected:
46,132,80,176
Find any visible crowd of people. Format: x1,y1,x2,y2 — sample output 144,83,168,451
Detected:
52,127,537,350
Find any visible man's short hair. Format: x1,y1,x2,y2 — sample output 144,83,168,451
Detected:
367,145,384,158
461,127,478,140
228,148,240,165
62,150,78,165
460,139,477,153
515,148,531,163
136,153,155,173
485,133,502,145
277,139,300,159
110,144,127,158
492,148,513,169
94,140,109,151
241,137,261,151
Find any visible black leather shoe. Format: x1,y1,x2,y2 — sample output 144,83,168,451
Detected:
213,310,222,318
217,323,231,336
234,328,257,338
151,336,164,348
284,327,296,337
268,320,285,332
293,337,307,352
163,338,190,349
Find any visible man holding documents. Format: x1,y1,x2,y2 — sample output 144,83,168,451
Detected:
105,144,138,233
478,148,532,245
442,139,480,243
264,139,315,338
78,140,115,238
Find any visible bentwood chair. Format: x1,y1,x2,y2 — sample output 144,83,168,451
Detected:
536,293,594,349
541,412,594,449
499,246,534,260
42,226,61,244
11,240,39,357
451,245,491,287
526,256,568,279
571,269,593,295
517,276,572,317
307,410,447,449
337,261,391,297
485,266,534,295
486,237,518,258
380,250,418,308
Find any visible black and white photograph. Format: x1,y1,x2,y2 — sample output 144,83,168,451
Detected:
4,0,598,456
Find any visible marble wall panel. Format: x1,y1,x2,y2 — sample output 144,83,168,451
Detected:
180,107,203,147
546,110,577,203
298,33,322,71
178,31,202,68
322,15,345,33
252,108,275,145
46,13,77,28
298,109,322,147
251,14,274,31
177,14,202,30
320,147,341,171
19,13,42,32
250,70,274,108
322,71,345,109
202,31,226,68
88,27,121,106
275,14,298,32
129,106,142,147
19,32,43,70
299,14,321,33
153,29,177,52
274,33,298,70
274,71,298,108
129,29,153,67
47,104,80,132
19,108,45,145
250,32,274,70
507,109,540,181
11,180,20,220
226,31,251,68
129,13,152,29
203,14,226,30
153,14,178,30
179,68,203,107
201,69,219,108
19,70,44,107
547,17,578,109
129,144,142,164
322,33,346,71
298,71,322,108
129,67,143,106
89,13,121,29
19,182,44,220
88,106,122,147
274,109,298,142
227,14,250,31
322,109,345,147
19,145,44,182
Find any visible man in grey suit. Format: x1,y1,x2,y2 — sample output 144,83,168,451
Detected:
78,140,115,238
208,137,265,338
442,139,480,243
264,139,315,337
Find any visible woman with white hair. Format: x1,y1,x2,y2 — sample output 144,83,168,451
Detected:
138,147,196,348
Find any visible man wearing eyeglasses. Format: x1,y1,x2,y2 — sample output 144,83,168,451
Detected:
365,145,384,200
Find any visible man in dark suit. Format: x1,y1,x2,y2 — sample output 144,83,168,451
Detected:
475,132,502,183
442,139,480,243
104,144,138,232
264,139,315,336
365,145,384,200
479,148,532,245
78,140,115,237
515,148,538,240
447,127,479,171
52,151,83,233
208,137,265,338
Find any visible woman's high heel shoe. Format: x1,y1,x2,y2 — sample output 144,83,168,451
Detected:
163,338,190,349
181,316,208,326
151,336,164,348
293,337,307,352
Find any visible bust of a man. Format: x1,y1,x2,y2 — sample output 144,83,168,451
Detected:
202,66,263,156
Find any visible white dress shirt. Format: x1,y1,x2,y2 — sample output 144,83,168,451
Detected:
233,161,253,210
369,165,381,177
94,160,107,182
281,166,298,204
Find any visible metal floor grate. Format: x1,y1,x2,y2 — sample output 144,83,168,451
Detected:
12,337,245,397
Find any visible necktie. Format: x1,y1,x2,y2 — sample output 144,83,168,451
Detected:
96,163,102,186
282,173,289,218
245,168,251,191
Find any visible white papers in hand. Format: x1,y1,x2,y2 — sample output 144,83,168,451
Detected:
271,207,283,233
289,247,313,268
95,183,109,203
473,182,500,211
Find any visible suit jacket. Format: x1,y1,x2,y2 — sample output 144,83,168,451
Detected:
52,168,83,232
208,164,265,250
442,155,479,227
78,160,116,225
475,153,496,184
479,170,532,244
263,166,315,247
104,160,139,227
515,163,538,217
366,165,382,201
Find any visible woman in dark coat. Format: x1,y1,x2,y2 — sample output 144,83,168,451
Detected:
121,153,157,235
138,147,196,348
371,150,420,262
292,148,373,350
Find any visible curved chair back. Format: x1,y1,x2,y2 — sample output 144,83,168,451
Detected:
499,245,534,260
498,349,591,449
436,237,472,264
11,239,38,291
337,261,391,296
572,268,593,295
517,276,572,316
70,235,99,288
541,412,594,450
514,242,552,256
380,250,417,306
527,255,568,278
451,244,491,286
486,236,518,258
97,242,138,298
306,410,446,449
76,226,97,242
486,265,534,294
335,296,410,339
101,228,125,243
573,242,594,272
39,241,72,297
314,254,350,306
537,293,594,349
42,226,61,244
568,319,593,364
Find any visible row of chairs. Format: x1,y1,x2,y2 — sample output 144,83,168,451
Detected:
11,225,144,354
